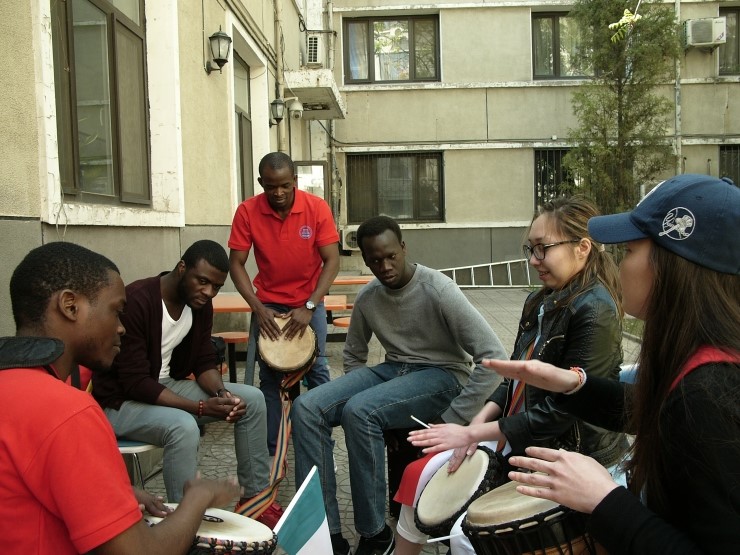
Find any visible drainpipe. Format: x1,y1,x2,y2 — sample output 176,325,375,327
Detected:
327,0,340,223
674,0,682,175
275,0,287,153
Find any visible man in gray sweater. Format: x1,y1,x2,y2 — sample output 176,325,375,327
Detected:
292,216,507,555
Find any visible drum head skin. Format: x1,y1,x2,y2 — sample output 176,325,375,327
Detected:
466,480,561,527
258,317,317,372
145,504,277,553
417,449,490,526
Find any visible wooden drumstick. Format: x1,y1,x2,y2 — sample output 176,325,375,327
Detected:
410,415,431,429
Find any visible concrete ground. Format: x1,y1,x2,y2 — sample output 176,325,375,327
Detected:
136,287,640,553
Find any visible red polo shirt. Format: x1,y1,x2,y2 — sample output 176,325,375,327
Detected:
228,189,339,306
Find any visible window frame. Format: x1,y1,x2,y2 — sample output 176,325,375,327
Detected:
342,15,440,85
532,12,591,80
52,0,151,206
719,8,739,76
346,152,444,224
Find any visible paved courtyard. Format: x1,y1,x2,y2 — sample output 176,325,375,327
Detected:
137,288,640,553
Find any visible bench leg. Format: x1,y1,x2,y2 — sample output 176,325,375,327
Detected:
227,343,237,383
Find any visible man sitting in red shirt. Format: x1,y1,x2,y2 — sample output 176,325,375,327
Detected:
0,242,239,554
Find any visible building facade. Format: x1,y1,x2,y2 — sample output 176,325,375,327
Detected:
1,0,738,335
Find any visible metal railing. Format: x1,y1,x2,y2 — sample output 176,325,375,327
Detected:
439,259,533,288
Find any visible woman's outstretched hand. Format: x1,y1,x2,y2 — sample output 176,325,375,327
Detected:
508,446,620,514
482,359,580,393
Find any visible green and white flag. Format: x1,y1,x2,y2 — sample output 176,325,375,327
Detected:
274,466,331,555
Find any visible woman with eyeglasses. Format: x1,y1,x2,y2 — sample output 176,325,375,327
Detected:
393,196,628,555
484,175,740,553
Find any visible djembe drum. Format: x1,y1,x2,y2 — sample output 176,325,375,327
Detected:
462,480,606,555
414,445,507,539
258,317,317,375
146,505,277,554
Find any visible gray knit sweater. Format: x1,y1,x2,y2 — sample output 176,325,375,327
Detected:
343,264,507,424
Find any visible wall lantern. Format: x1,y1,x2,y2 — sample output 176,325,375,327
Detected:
205,27,232,74
269,98,286,127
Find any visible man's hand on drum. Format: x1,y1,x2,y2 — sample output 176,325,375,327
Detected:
482,359,580,393
281,306,313,341
203,395,246,423
133,487,172,517
183,472,242,509
408,423,475,454
508,447,619,514
254,304,284,341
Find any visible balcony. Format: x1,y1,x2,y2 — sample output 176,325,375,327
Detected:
284,68,347,120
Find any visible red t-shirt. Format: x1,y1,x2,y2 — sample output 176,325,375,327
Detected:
228,189,339,305
0,367,142,554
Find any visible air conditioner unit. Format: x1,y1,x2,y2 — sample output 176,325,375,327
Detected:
683,17,726,49
306,33,323,67
341,226,360,251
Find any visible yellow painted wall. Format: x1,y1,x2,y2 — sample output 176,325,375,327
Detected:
0,1,41,217
178,1,235,226
444,149,534,223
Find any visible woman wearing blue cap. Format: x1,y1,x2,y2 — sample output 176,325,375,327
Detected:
483,174,740,553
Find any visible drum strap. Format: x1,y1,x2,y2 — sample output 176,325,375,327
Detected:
497,340,536,453
234,365,311,520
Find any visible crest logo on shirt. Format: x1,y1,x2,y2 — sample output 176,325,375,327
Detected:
299,225,313,239
659,207,695,241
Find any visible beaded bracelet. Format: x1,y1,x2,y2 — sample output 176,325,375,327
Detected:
197,400,205,418
564,367,587,395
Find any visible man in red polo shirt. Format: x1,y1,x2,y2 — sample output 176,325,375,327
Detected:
228,151,340,455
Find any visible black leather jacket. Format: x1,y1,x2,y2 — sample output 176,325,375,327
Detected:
489,279,628,467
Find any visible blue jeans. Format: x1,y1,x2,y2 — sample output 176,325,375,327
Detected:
257,302,330,455
291,362,462,537
104,378,269,502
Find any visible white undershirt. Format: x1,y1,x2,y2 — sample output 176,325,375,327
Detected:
159,300,193,380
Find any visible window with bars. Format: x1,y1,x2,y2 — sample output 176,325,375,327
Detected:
51,0,150,204
343,16,439,84
719,145,740,187
532,13,592,79
346,153,443,223
534,149,578,207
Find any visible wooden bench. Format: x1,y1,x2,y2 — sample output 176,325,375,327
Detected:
211,331,249,383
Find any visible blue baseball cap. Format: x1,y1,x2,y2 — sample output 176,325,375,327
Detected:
588,174,739,275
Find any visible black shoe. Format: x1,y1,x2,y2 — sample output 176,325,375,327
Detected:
331,533,351,555
355,524,394,555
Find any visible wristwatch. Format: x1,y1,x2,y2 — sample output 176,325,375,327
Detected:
305,300,317,311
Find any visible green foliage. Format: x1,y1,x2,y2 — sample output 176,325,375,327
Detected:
564,0,680,214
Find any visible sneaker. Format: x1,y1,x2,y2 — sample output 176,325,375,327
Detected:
331,533,352,555
254,501,284,530
355,524,394,555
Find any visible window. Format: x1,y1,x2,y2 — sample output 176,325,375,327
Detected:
347,153,443,223
719,145,740,187
51,0,150,204
534,149,578,206
720,8,739,75
296,162,328,200
233,54,253,202
532,13,591,79
343,16,439,84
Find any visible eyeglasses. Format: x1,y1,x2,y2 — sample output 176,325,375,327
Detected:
522,240,580,261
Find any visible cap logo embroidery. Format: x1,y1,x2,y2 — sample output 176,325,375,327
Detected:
659,207,694,240
299,225,313,239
